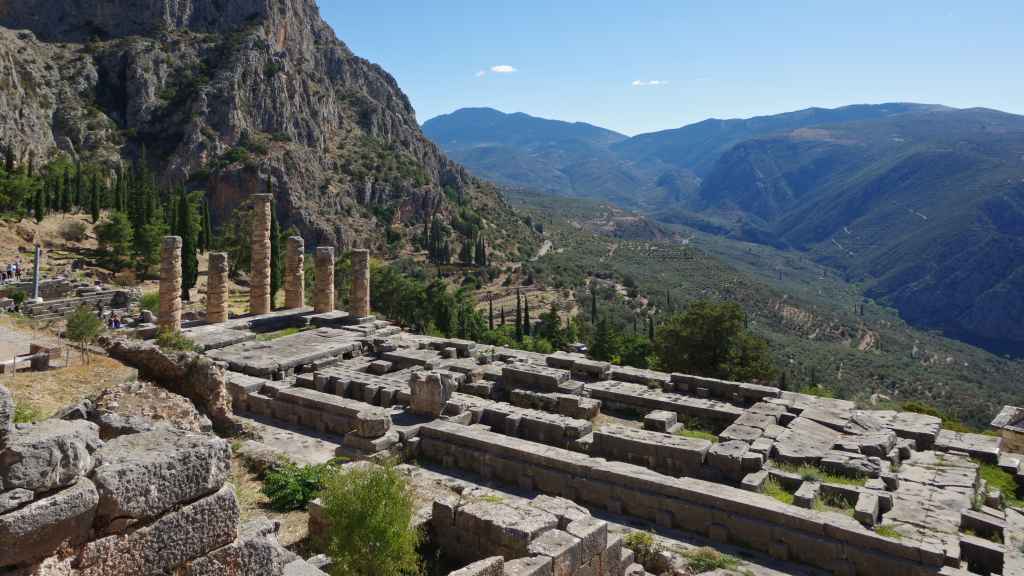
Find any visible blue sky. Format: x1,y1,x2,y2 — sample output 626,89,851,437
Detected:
320,1,1023,136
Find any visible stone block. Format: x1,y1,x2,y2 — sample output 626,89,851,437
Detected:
0,478,98,568
854,491,879,527
741,470,769,492
91,429,230,525
74,484,240,576
959,534,1004,576
528,529,582,576
411,371,457,418
643,410,677,433
450,556,505,576
0,419,100,494
706,440,749,481
794,481,820,509
503,556,553,576
368,360,393,375
566,517,608,561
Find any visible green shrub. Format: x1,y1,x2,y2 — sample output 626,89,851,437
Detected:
762,477,794,505
262,461,337,512
155,329,196,352
623,531,660,570
139,292,160,313
66,305,104,361
14,402,44,423
977,461,1023,507
10,290,27,306
59,219,88,242
682,547,741,572
320,463,422,576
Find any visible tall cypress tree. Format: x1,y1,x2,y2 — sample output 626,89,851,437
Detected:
488,298,494,331
515,290,523,342
590,290,597,323
34,187,45,223
500,305,506,326
74,159,83,211
523,296,531,337
648,316,655,341
90,175,100,223
178,189,198,301
61,170,71,213
270,175,282,305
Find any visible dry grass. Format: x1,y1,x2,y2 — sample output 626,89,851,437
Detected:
6,353,136,420
228,456,311,550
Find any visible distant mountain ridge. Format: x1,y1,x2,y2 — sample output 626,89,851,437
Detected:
424,104,1024,355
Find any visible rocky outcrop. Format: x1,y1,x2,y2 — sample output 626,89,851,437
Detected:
0,0,535,254
0,393,325,574
101,336,239,434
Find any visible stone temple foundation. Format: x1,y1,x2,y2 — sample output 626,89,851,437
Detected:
206,252,229,324
249,194,273,315
314,246,335,314
350,248,370,318
158,236,182,332
285,236,305,309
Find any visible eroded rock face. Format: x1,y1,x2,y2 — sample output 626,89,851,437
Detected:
91,429,231,526
0,419,101,494
0,384,12,448
0,0,532,253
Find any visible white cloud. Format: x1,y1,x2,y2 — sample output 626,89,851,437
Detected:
475,70,487,77
632,80,669,87
490,65,517,73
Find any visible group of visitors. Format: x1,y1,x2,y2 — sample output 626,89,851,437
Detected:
0,259,23,284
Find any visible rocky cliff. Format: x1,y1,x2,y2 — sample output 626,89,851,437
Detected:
0,0,534,254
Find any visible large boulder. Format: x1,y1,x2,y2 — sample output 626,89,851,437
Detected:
91,429,230,526
0,419,101,494
0,478,99,568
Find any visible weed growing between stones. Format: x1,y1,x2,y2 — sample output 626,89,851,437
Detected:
624,530,661,569
255,326,305,341
682,547,742,572
762,478,795,505
13,401,43,423
976,460,1023,507
771,462,868,486
262,460,341,512
874,525,903,539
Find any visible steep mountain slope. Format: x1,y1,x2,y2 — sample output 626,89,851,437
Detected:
0,0,536,257
422,108,645,203
683,108,1024,354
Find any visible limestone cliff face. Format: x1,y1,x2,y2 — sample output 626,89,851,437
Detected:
0,0,529,253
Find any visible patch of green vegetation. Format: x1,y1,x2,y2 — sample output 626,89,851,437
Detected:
813,492,855,517
14,402,44,424
762,478,795,505
255,327,304,341
139,292,160,313
771,462,868,486
155,329,196,352
477,494,505,504
623,531,661,570
262,461,340,512
977,461,1024,508
874,524,903,539
682,547,742,573
675,427,719,443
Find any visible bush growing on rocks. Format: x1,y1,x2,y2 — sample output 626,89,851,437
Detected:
59,219,89,242
320,462,421,576
156,329,196,352
261,461,337,512
623,530,661,570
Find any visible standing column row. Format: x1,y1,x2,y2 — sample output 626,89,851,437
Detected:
314,247,335,313
158,236,182,332
206,252,229,324
285,236,305,309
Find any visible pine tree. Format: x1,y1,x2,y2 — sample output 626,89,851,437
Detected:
459,240,472,265
178,189,198,301
90,175,100,224
515,290,523,342
523,296,531,337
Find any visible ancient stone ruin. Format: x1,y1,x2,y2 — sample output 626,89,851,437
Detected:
7,223,1024,576
285,236,305,310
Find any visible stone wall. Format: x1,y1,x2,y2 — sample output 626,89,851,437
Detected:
418,420,946,576
101,337,239,434
0,384,323,575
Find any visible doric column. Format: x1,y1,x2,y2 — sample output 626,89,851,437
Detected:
284,236,305,309
249,194,272,314
207,252,229,324
350,248,370,318
314,246,335,313
158,236,183,333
